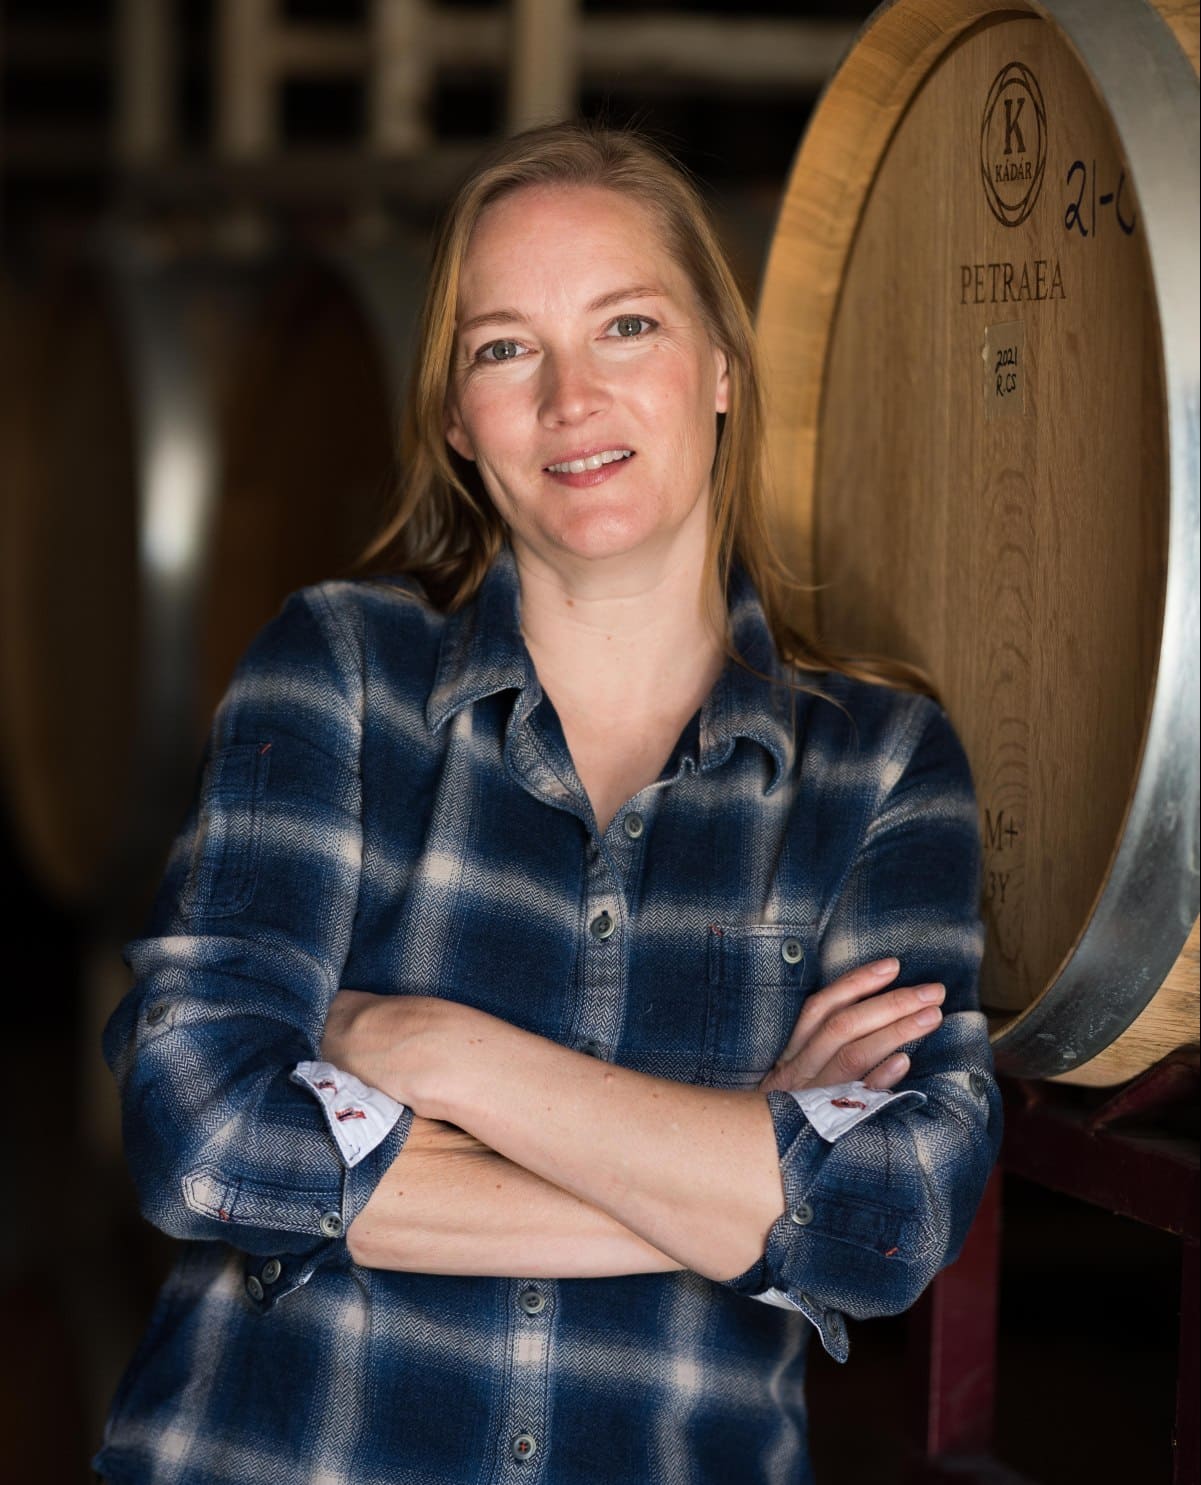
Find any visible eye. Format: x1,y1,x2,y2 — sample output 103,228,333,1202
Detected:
607,314,656,339
476,338,527,363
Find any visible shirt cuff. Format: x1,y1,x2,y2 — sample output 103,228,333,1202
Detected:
292,1059,406,1169
784,1079,926,1142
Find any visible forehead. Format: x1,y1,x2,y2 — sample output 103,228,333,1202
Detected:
457,183,691,314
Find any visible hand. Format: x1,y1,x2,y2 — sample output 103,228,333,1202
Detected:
758,958,944,1095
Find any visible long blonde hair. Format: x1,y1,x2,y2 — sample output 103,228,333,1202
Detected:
358,120,929,693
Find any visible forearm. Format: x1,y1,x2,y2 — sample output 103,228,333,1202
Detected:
347,1116,684,1278
323,963,951,1286
419,1020,784,1283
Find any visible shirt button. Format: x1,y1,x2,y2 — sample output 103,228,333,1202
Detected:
245,1275,264,1302
320,1212,344,1238
261,1258,282,1285
969,1071,988,1097
789,1202,814,1226
578,1038,605,1058
798,1291,817,1312
623,812,645,840
518,1288,546,1315
511,1432,538,1461
589,911,616,941
781,937,804,966
146,1002,168,1025
825,1310,846,1343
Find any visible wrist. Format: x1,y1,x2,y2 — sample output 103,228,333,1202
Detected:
395,997,486,1122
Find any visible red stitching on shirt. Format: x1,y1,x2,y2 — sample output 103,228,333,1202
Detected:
259,743,273,755
830,1097,867,1111
884,1246,899,1258
335,1107,367,1121
218,1209,230,1221
314,1080,337,1092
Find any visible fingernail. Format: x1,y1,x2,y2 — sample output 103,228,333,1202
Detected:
916,1006,943,1027
866,1053,908,1089
871,957,900,974
917,984,946,1003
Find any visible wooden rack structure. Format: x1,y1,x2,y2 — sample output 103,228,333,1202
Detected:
2,0,856,213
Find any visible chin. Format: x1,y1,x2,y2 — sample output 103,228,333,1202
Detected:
549,516,667,565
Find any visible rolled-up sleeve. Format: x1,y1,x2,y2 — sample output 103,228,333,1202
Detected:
103,587,413,1294
725,701,1002,1360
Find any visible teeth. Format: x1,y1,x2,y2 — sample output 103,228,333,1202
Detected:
547,449,633,474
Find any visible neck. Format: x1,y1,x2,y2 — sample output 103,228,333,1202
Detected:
514,530,726,719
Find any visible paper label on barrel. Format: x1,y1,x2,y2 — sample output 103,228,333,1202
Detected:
983,320,1025,418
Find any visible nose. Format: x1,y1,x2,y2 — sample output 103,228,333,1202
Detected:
538,349,610,428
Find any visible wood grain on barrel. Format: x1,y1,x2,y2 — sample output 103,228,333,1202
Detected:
759,0,1198,1083
819,15,1162,1017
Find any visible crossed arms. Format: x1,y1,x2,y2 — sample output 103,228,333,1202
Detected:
324,961,948,1283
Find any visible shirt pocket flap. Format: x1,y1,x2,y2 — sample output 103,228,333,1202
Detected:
709,922,815,1087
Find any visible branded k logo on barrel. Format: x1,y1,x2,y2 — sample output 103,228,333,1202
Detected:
980,61,1048,226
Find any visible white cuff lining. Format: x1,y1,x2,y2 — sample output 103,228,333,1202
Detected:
292,1059,406,1169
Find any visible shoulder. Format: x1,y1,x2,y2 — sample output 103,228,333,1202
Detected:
789,669,973,808
296,574,448,666
218,575,450,738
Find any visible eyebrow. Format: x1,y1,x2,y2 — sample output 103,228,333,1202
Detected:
458,284,667,336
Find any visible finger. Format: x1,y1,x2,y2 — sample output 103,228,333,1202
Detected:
811,1004,943,1087
777,957,901,1063
760,1041,914,1097
863,1052,909,1091
787,982,944,1083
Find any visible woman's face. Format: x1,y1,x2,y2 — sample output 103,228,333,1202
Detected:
444,183,729,579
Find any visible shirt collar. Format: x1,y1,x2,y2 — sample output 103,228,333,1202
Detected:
427,546,796,791
699,564,796,793
427,545,540,733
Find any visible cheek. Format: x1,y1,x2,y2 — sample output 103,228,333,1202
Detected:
457,392,522,465
640,355,716,435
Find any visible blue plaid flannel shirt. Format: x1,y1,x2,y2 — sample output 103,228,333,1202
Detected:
96,547,1000,1485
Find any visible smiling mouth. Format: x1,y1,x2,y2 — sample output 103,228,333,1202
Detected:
544,448,634,474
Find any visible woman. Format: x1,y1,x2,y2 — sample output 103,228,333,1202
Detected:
95,122,999,1485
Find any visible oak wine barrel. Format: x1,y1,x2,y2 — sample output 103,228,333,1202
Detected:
758,0,1199,1084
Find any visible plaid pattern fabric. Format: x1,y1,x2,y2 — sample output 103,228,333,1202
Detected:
96,548,1000,1485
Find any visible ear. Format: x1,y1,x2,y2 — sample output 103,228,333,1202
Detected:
713,347,730,415
444,400,476,462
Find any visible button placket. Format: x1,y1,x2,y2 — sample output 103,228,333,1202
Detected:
500,1278,554,1477
569,837,627,1060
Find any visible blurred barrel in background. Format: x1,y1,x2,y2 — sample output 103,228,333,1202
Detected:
759,0,1199,1084
0,237,426,920
0,245,260,913
199,242,425,728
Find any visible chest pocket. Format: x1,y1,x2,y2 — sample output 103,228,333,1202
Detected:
706,923,816,1089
